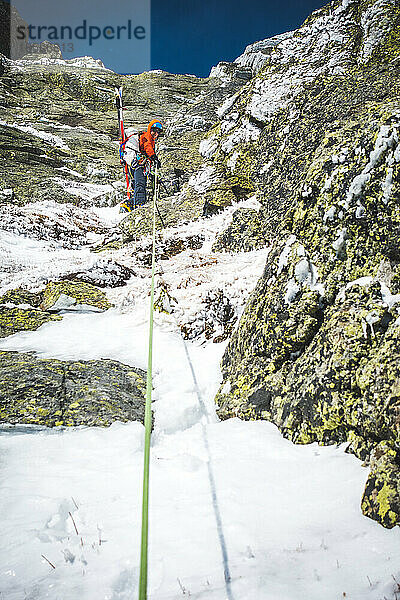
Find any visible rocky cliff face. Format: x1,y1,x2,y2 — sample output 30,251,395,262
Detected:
208,0,400,528
1,0,399,529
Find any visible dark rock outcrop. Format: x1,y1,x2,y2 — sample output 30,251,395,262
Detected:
0,351,147,427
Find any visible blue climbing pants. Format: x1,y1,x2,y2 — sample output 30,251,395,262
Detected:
133,165,147,207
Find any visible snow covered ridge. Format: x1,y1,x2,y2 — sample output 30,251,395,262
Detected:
11,55,108,71
234,0,396,76
206,0,399,157
358,0,398,62
232,31,295,74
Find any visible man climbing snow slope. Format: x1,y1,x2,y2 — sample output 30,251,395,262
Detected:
120,119,163,212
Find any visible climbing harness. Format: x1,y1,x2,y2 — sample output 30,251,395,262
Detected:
138,165,158,600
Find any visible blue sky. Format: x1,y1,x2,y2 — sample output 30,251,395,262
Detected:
151,0,329,76
11,0,151,72
10,0,329,75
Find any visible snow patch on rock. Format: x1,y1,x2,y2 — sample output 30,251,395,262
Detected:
0,119,70,150
358,0,397,62
187,166,217,193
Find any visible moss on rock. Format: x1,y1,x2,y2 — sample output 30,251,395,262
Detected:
41,280,112,311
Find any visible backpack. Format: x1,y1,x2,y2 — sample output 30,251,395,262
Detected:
120,127,143,165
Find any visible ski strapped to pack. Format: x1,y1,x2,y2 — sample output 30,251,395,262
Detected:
114,86,131,199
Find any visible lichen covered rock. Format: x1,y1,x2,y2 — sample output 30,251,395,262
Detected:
212,0,400,528
0,287,63,337
41,280,112,312
212,208,269,252
0,351,147,427
361,442,400,529
0,287,43,307
0,307,62,338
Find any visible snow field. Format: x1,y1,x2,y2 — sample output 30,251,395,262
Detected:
0,202,399,599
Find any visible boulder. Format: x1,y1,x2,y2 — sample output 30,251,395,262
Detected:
60,258,135,288
0,287,63,338
0,307,62,338
41,280,112,312
0,287,43,307
0,351,147,427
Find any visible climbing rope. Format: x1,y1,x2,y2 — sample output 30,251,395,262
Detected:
138,165,158,600
138,168,234,598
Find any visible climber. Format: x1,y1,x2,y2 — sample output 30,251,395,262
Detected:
120,119,163,212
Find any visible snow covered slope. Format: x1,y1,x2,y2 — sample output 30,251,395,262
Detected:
1,201,400,599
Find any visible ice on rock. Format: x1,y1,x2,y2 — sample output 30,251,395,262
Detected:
277,235,297,274
345,124,399,207
380,282,400,309
355,203,366,218
49,293,77,311
220,380,231,395
295,258,313,285
358,0,397,62
332,228,347,254
323,206,336,221
199,136,219,159
227,151,239,171
382,167,393,204
188,166,217,193
284,278,301,304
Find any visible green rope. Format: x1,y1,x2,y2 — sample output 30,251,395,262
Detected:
138,165,158,600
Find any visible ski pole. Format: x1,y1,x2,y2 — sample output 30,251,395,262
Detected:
115,86,131,200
